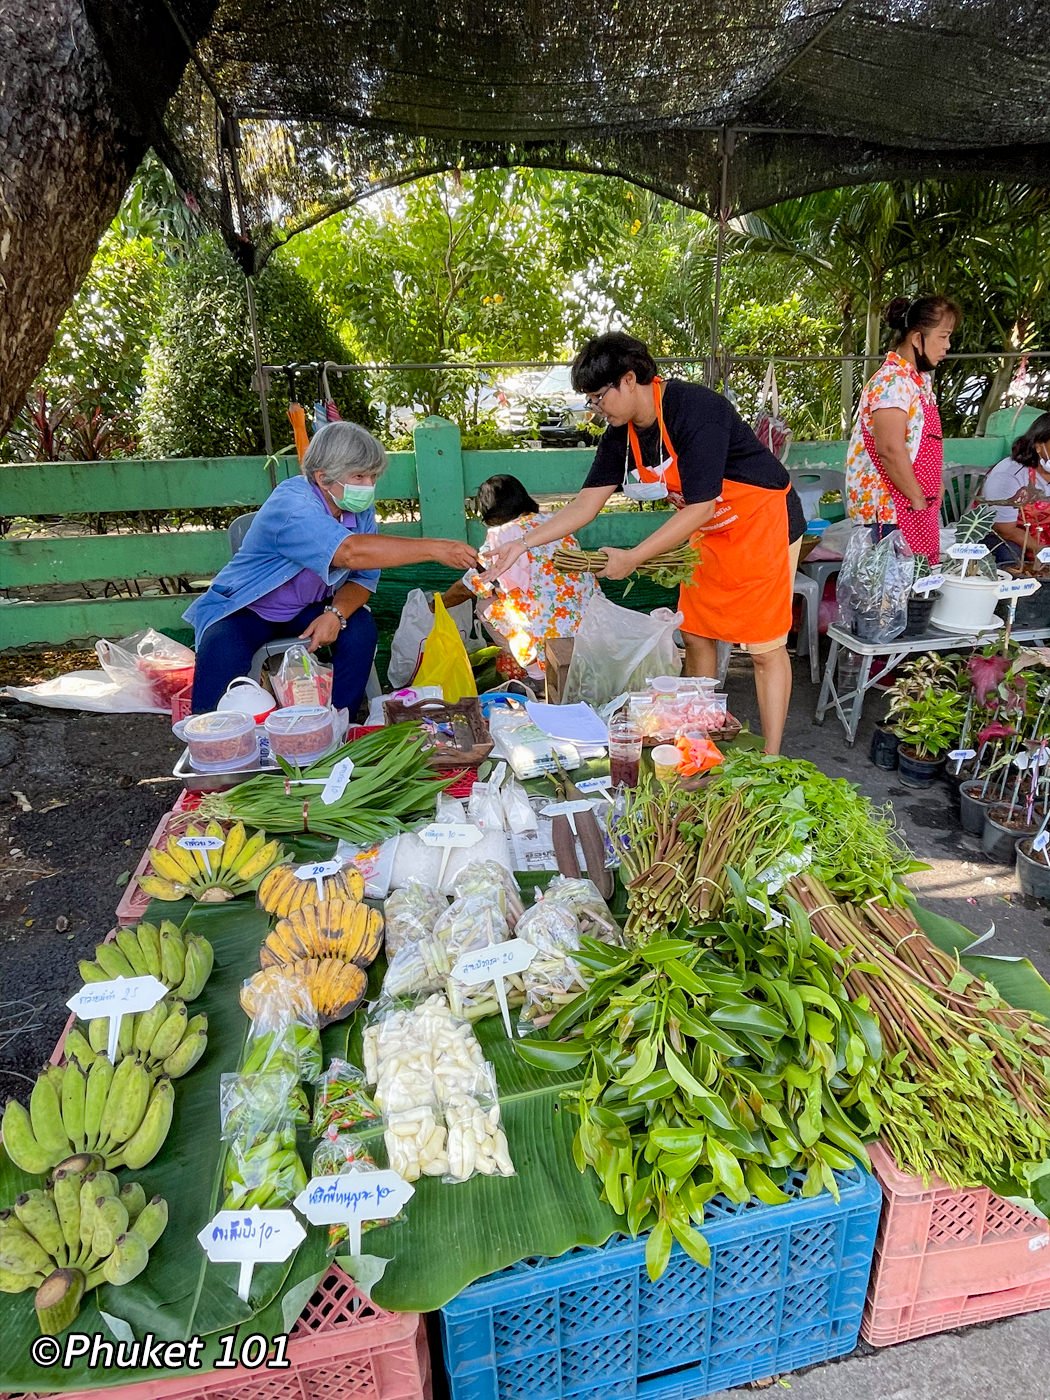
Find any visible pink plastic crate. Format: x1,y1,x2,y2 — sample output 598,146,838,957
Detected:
862,1141,1050,1346
114,795,197,927
17,1266,430,1400
171,685,193,725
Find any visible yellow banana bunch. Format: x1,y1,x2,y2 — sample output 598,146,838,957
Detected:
257,863,365,918
262,897,383,970
77,923,213,1000
241,958,367,1028
0,1164,167,1334
140,822,285,902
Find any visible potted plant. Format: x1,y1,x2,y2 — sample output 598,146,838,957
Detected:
930,505,1010,634
818,488,846,522
1017,831,1050,900
885,655,967,788
902,556,938,638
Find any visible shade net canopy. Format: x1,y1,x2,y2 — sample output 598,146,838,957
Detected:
93,0,1050,266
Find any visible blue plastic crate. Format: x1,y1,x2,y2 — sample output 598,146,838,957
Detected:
439,1165,882,1400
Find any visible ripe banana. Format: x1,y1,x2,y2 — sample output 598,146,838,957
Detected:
218,820,247,875
137,874,190,901
163,836,200,883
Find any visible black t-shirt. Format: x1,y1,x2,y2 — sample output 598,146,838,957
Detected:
583,378,805,541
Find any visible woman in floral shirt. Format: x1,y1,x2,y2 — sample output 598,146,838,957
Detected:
845,294,961,562
442,475,598,679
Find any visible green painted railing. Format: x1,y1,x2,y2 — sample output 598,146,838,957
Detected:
1,410,1026,649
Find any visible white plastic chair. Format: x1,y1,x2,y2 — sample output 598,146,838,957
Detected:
793,571,821,684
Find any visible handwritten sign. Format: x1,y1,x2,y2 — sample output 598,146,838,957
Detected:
1032,832,1049,854
67,975,167,1062
912,574,944,595
1038,548,1050,564
294,1170,413,1258
948,748,977,761
947,543,990,561
746,895,785,930
1000,578,1041,598
417,822,485,885
177,833,224,876
575,777,614,796
541,799,596,835
197,1208,305,1302
452,938,537,1036
294,857,343,900
321,758,354,806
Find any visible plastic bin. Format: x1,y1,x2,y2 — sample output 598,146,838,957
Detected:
440,1165,881,1400
862,1142,1050,1346
11,1266,430,1400
114,793,198,926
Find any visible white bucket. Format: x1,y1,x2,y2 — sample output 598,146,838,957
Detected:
929,572,1009,634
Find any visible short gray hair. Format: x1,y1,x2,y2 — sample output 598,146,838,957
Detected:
302,421,387,486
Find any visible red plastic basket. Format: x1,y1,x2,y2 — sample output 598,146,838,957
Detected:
13,1267,430,1400
862,1141,1050,1346
114,795,205,927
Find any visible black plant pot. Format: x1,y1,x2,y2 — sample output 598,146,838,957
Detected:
1017,839,1050,899
982,805,1038,863
897,746,945,789
869,725,900,770
852,613,884,643
902,595,936,638
959,779,995,835
996,580,1050,630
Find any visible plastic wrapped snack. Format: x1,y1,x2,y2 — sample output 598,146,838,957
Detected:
540,876,621,944
386,1104,448,1181
515,900,588,1031
272,643,334,707
438,895,522,1021
444,1077,515,1182
311,1059,380,1137
450,860,525,928
382,931,453,998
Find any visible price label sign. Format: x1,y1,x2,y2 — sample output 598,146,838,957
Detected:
294,1170,413,1259
1000,578,1041,598
948,543,990,561
948,748,977,762
197,1208,305,1302
1038,548,1050,564
177,834,224,876
294,857,343,899
745,895,785,930
67,974,168,1062
320,758,354,806
541,799,597,834
574,777,613,796
912,574,945,595
1032,832,1049,854
451,938,537,1037
417,822,485,885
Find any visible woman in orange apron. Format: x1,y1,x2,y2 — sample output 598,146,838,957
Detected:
481,333,804,754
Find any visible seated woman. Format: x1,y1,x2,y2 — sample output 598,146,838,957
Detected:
441,474,598,680
979,413,1050,564
186,421,477,713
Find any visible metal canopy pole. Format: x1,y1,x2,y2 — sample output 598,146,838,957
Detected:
707,127,735,391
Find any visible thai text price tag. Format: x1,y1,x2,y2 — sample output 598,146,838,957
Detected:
1032,832,1050,854
1038,548,1050,564
912,574,945,595
197,1208,305,1301
452,938,537,1037
948,543,989,560
541,799,597,834
746,895,785,929
67,974,168,1062
177,834,224,876
294,1170,413,1258
574,777,613,796
999,578,1041,598
294,857,343,899
321,758,354,806
948,748,977,761
417,822,485,884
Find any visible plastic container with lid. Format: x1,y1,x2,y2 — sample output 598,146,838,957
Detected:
217,676,277,724
264,705,348,765
173,711,259,772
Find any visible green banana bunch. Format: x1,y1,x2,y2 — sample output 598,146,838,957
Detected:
2,1057,175,1175
68,998,208,1080
0,1166,167,1334
221,1130,307,1211
138,821,286,903
77,923,214,1001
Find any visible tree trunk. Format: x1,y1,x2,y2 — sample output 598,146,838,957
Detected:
975,358,1015,437
839,309,855,437
864,296,882,382
0,1,209,438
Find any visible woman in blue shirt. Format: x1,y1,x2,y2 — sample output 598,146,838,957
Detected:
185,422,476,713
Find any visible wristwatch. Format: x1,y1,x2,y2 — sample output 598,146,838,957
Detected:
323,603,347,630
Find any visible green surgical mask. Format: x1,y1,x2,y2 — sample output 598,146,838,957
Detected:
331,481,375,512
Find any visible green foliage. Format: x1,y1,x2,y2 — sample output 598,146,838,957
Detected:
721,295,841,439
886,655,968,759
139,236,370,458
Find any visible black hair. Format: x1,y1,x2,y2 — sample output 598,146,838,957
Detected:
570,332,660,393
475,474,540,526
884,294,962,347
1011,412,1050,469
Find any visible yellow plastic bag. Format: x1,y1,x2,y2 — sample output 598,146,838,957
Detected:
413,596,478,703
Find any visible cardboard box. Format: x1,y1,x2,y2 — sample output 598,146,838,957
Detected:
544,637,574,704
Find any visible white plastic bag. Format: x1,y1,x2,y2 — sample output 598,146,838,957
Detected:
388,590,475,688
564,595,682,707
95,628,195,711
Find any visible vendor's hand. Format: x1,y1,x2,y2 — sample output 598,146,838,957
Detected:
300,611,342,652
480,538,526,584
433,540,479,571
906,493,928,512
596,546,638,580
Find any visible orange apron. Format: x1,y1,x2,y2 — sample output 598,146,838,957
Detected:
627,380,792,645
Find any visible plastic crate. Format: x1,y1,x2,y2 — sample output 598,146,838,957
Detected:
113,794,201,926
15,1266,430,1400
440,1165,881,1400
861,1142,1050,1346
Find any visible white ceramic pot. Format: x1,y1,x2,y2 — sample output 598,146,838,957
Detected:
929,571,1010,634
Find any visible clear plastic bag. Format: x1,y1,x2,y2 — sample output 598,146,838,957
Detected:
450,860,524,928
388,830,514,892
311,1132,396,1249
95,627,195,711
272,643,334,707
540,876,621,943
240,977,322,1085
384,879,450,957
311,1059,380,1137
467,781,506,831
219,1071,308,1209
516,901,587,1031
444,1074,515,1182
836,527,914,642
564,595,683,707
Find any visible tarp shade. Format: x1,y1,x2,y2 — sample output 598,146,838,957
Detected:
93,0,1050,264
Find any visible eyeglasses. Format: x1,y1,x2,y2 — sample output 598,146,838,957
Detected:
584,383,616,410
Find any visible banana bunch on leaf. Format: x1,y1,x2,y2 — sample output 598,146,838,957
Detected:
63,997,207,1080
78,921,213,1001
2,1058,174,1176
0,1160,167,1334
140,821,286,903
257,863,365,916
261,898,384,970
